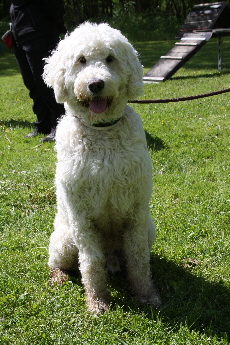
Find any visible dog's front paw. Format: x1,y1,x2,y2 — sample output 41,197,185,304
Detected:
87,298,109,315
137,287,162,309
49,268,68,286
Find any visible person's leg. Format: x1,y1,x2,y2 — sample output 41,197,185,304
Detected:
25,40,65,140
13,44,51,135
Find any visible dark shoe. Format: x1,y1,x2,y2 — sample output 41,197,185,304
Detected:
24,127,40,138
41,128,56,142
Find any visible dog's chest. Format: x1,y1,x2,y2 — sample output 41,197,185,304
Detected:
72,137,147,186
58,130,152,214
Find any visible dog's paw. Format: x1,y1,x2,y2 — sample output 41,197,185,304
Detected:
49,268,68,286
87,298,109,315
137,287,162,309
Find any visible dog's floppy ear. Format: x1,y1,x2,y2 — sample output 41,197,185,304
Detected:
125,44,144,100
43,44,68,103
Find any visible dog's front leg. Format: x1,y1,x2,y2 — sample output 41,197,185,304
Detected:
123,214,161,308
76,225,109,314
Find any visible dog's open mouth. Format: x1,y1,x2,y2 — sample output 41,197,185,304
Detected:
80,98,112,114
89,99,107,113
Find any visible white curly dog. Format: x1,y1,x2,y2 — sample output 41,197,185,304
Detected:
43,22,161,314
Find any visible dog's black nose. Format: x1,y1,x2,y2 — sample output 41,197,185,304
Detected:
88,79,105,93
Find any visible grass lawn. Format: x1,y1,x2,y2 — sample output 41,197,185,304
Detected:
0,37,230,344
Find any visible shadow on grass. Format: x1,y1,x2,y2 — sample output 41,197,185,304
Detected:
111,255,230,341
150,255,230,340
0,119,33,129
145,131,168,151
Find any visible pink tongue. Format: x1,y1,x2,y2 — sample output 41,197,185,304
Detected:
89,99,107,113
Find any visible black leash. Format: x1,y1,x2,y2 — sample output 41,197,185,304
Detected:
129,87,230,104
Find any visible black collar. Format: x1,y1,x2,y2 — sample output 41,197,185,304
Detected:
92,118,121,127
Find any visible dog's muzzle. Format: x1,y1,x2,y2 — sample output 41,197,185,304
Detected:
85,79,108,113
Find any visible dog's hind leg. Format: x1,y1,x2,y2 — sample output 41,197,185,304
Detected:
123,212,161,308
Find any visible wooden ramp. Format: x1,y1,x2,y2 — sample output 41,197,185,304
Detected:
143,2,230,82
143,31,212,82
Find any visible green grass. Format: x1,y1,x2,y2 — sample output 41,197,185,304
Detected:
0,38,230,344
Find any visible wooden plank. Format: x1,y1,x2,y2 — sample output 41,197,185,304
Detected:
143,76,165,82
175,42,198,46
160,56,183,60
181,36,206,40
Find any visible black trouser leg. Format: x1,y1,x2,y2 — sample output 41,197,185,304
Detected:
25,48,64,130
14,44,51,133
14,42,64,133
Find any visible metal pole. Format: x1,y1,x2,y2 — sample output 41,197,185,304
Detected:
218,36,222,72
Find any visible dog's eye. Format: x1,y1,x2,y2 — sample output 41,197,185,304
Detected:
78,56,86,64
106,55,114,63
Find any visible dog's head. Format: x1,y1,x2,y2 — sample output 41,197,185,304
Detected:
43,22,143,126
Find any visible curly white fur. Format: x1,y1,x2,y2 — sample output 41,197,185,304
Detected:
43,22,161,314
